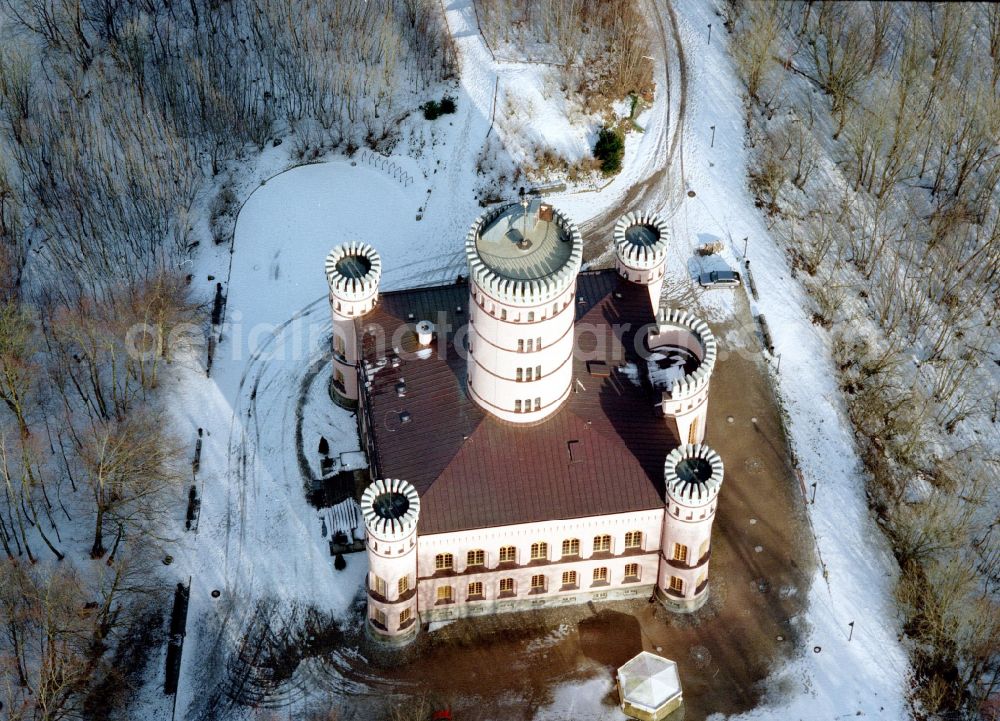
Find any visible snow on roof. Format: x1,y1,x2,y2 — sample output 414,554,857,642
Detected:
617,652,682,712
338,450,368,472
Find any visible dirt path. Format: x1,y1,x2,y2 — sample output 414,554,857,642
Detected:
581,0,689,262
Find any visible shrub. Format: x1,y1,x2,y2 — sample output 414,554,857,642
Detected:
594,126,624,174
422,95,456,120
422,100,441,119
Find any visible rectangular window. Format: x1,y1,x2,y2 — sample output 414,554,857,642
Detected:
699,539,710,559
499,545,516,563
528,311,535,322
526,339,534,352
515,399,522,413
435,553,454,571
501,309,507,320
516,368,523,382
397,576,409,595
625,563,640,580
669,576,684,593
530,542,548,560
673,543,688,563
499,577,514,594
593,567,608,583
561,538,580,557
536,336,542,348
561,570,577,587
534,397,541,411
525,367,533,381
467,549,485,567
593,534,611,553
436,586,453,603
536,365,542,378
624,531,643,549
468,581,484,599
531,574,546,591
517,339,524,352
399,607,412,625
371,574,387,597
371,608,386,627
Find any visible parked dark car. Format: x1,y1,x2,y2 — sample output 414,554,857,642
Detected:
698,269,741,288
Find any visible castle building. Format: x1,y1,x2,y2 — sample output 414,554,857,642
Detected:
325,200,725,645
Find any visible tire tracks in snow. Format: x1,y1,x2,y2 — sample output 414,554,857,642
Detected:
581,0,688,262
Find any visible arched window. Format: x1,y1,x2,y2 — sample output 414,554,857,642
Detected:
435,553,454,571
561,570,578,587
530,542,548,560
499,545,517,563
593,534,611,553
467,549,485,567
624,531,643,549
561,538,580,557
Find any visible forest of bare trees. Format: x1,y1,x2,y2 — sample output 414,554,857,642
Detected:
0,0,455,717
728,1,999,716
475,0,651,109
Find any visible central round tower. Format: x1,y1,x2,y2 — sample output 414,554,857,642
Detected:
465,199,583,423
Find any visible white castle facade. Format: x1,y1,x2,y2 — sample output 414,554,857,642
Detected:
325,200,725,645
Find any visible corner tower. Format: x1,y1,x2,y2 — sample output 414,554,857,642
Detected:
465,198,583,423
614,211,669,309
326,242,381,408
646,308,717,445
361,478,420,644
657,444,724,613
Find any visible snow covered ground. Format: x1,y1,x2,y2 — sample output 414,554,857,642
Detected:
539,2,912,719
151,0,911,718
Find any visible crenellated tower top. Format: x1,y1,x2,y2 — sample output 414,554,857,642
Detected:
614,211,669,271
326,241,382,316
361,478,420,542
664,444,724,506
465,198,582,306
648,308,717,399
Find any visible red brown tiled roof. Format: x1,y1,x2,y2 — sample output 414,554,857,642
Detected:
357,270,676,535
